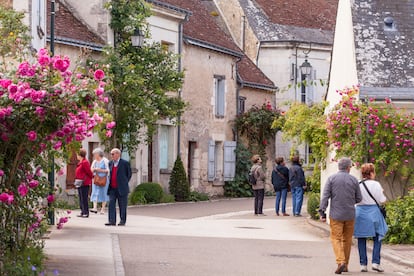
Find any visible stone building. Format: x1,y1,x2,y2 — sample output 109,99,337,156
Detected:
323,0,414,196
214,0,338,164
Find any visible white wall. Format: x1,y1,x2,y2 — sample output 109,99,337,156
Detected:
322,0,359,191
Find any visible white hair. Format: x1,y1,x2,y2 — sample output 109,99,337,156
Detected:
92,148,104,157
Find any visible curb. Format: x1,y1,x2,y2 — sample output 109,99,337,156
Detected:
306,218,414,269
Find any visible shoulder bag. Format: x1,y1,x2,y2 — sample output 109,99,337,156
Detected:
93,161,107,187
360,180,387,219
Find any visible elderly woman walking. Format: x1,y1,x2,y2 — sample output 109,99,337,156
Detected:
355,163,388,273
90,148,110,214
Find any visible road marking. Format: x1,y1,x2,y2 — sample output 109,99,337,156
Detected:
112,234,125,276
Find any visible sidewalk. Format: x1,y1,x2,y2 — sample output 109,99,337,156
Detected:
307,218,414,269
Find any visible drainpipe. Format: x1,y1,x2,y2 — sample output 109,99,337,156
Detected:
241,15,246,51
255,40,262,66
294,43,298,102
235,56,243,142
177,14,189,157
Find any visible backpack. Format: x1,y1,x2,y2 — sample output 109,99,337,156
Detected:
248,167,259,185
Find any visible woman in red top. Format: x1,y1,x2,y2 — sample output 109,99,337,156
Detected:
75,148,93,217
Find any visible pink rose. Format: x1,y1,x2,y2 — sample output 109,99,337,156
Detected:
26,131,37,141
47,194,55,203
28,180,39,189
0,169,4,177
53,141,62,150
0,79,12,89
105,130,112,137
38,55,50,66
0,193,13,204
95,87,104,96
94,69,105,80
106,121,116,129
18,184,29,197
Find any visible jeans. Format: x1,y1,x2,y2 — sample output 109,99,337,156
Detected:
253,189,264,214
108,188,128,224
330,219,355,265
291,186,304,215
358,235,382,265
275,188,288,214
78,185,89,216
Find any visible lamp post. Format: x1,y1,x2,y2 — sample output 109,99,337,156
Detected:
48,0,56,226
299,57,312,104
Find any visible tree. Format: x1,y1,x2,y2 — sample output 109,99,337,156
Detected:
102,0,186,153
169,156,190,202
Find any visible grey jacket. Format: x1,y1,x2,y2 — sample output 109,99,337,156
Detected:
320,171,362,221
250,164,265,190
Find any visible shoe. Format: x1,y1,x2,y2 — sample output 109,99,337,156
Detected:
361,265,368,272
105,222,116,226
90,209,98,214
276,213,280,216
81,215,89,218
295,214,302,217
343,266,348,272
372,264,384,272
77,214,84,217
282,213,290,216
335,263,346,274
258,213,267,216
118,222,125,226
100,212,105,215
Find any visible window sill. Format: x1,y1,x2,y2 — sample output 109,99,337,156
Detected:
160,169,172,174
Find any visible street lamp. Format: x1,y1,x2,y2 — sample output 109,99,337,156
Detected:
131,28,144,47
300,58,312,77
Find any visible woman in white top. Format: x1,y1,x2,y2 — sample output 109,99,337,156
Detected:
354,163,388,273
90,148,110,214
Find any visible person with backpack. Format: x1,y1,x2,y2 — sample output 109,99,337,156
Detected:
250,154,266,216
271,157,290,216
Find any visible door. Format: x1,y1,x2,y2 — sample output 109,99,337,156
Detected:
188,141,197,185
148,142,153,182
65,149,78,189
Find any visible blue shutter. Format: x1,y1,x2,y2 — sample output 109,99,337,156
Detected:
218,79,225,116
207,140,216,181
223,141,236,181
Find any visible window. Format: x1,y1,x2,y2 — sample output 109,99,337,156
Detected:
238,96,246,114
305,143,314,165
159,125,174,170
161,41,175,53
301,70,316,104
214,76,225,117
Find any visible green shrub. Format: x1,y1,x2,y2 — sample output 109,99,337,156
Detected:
169,156,190,202
129,190,147,205
190,191,209,202
224,143,253,197
306,166,321,193
160,193,176,203
307,192,320,220
134,182,164,204
384,191,414,244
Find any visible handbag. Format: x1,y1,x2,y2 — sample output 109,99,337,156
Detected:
93,174,107,187
360,180,387,218
74,179,84,188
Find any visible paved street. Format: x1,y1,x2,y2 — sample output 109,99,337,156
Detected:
45,197,414,276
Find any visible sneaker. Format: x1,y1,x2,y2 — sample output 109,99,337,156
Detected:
360,265,368,272
372,264,384,272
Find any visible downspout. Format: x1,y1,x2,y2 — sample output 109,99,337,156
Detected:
255,40,262,66
177,14,189,157
235,56,243,142
241,15,246,51
294,44,298,102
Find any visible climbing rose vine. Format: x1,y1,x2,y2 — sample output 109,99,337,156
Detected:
327,86,414,198
0,49,113,273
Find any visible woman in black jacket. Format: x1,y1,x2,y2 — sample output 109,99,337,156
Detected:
271,157,290,216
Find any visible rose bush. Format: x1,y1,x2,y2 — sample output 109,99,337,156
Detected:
0,49,113,273
327,86,414,198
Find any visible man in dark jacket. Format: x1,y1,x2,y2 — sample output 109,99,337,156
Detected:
271,157,289,216
105,148,132,226
289,156,306,216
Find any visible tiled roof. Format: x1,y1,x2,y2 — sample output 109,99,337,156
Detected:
159,0,242,54
238,0,335,44
255,0,338,31
157,0,275,90
238,55,276,91
352,0,414,88
46,0,105,48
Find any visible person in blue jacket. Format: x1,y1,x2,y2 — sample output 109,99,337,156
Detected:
289,156,306,216
271,157,290,216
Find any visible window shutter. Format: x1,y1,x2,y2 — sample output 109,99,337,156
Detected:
207,140,216,181
223,141,236,181
216,79,225,117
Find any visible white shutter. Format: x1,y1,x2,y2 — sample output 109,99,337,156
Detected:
223,141,236,181
207,140,216,181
